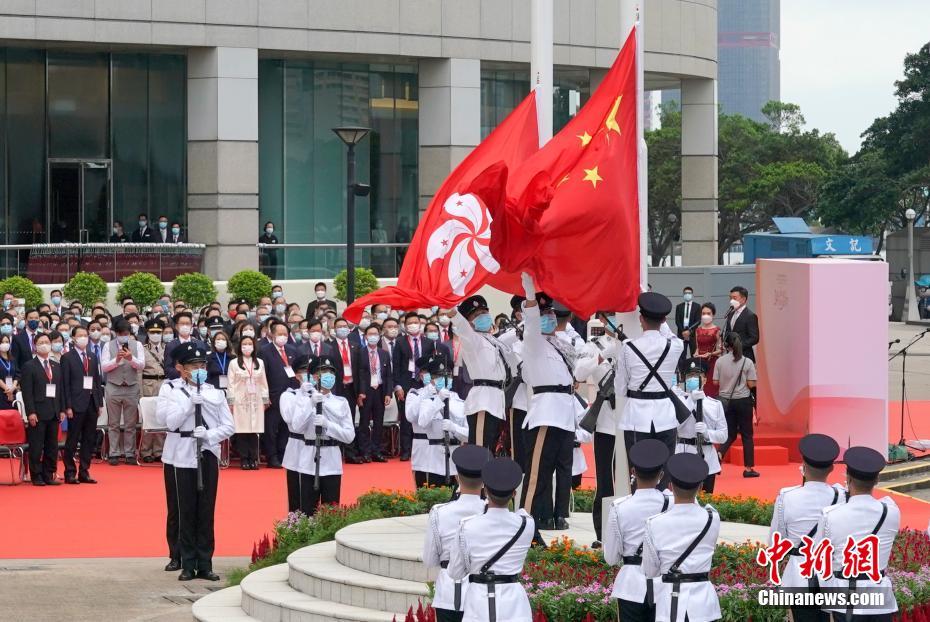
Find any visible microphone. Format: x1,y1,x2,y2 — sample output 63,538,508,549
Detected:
889,338,901,349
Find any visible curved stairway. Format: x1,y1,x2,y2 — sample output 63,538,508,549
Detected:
192,512,768,622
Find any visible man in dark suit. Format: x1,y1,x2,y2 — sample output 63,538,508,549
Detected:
61,326,104,484
354,323,393,462
304,319,336,360
168,222,186,244
305,282,338,319
392,314,435,460
330,317,362,462
259,320,300,467
674,286,701,358
130,213,154,243
13,309,41,368
724,285,760,362
164,311,207,380
21,332,65,486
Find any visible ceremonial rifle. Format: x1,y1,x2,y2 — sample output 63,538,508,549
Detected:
313,390,323,491
694,392,706,450
195,376,204,492
442,384,451,485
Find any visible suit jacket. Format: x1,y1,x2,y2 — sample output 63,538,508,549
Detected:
724,307,760,362
353,346,393,398
130,226,154,243
306,298,338,318
61,348,104,412
328,338,359,400
259,341,300,400
675,300,702,355
12,330,36,369
167,232,186,244
392,335,435,391
21,356,63,421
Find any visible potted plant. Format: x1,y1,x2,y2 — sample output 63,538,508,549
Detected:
115,272,166,309
227,270,273,306
171,272,217,309
62,272,109,309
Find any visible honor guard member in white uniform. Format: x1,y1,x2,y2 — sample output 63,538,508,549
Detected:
414,354,470,486
423,445,492,622
448,295,513,450
676,360,728,493
605,439,673,622
643,453,721,622
448,457,535,622
769,433,846,622
496,302,528,471
279,354,314,513
818,446,900,622
157,342,235,581
574,315,621,547
519,273,578,532
405,364,434,488
159,374,185,573
571,401,592,489
603,292,685,473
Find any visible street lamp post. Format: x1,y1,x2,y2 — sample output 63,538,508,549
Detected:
667,213,678,267
332,127,371,305
906,208,919,322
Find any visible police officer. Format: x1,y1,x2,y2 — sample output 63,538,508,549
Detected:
156,342,235,581
818,446,900,622
675,359,728,493
447,295,513,450
519,272,576,531
280,355,313,513
604,439,673,622
643,453,720,622
770,433,846,622
412,354,469,486
448,457,535,622
422,445,492,622
140,317,168,463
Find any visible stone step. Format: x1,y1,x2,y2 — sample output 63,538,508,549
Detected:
240,563,398,622
880,459,930,482
289,540,429,614
335,514,435,582
192,586,258,622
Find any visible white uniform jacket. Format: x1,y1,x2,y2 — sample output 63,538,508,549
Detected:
450,313,512,420
643,502,721,622
448,508,536,622
572,395,592,476
604,488,674,602
520,304,575,432
414,387,469,477
423,494,487,611
574,336,620,435
769,480,847,588
675,392,728,475
281,389,354,477
403,386,431,473
156,380,235,469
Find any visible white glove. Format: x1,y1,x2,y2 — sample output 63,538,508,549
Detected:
192,425,207,439
691,390,706,401
311,391,325,404
313,414,327,428
301,381,315,394
191,393,205,405
441,419,452,433
521,272,536,298
694,422,707,435
438,388,451,400
422,383,437,396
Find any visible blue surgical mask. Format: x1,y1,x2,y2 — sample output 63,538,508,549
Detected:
434,377,448,391
51,342,63,353
1,299,9,309
27,319,39,331
685,377,700,392
683,292,693,302
425,331,439,341
272,291,282,299
51,296,61,306
17,319,24,330
540,314,557,334
335,327,350,339
366,335,380,346
421,373,432,386
171,226,180,235
139,220,147,228
0,325,11,336
320,372,336,390
472,313,493,332
198,327,208,337
191,368,208,385
159,221,168,230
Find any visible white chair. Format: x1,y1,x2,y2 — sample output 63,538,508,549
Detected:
383,396,400,456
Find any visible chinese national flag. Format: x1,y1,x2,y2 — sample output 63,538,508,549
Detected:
485,28,641,317
343,92,539,322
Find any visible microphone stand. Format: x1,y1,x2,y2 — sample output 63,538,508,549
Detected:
889,328,930,448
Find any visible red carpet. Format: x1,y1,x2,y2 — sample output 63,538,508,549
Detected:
3,401,930,559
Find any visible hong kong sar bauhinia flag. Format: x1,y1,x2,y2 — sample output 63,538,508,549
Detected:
343,92,540,323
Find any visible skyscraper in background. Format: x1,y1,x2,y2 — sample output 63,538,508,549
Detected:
717,0,781,121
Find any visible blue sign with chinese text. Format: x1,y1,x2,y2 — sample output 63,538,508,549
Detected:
809,235,872,256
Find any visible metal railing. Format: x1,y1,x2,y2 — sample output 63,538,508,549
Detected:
257,242,411,279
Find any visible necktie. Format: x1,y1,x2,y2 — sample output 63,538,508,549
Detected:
43,359,51,381
369,348,378,383
414,337,420,360
340,341,351,382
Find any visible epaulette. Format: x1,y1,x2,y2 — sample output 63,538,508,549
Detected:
612,493,633,507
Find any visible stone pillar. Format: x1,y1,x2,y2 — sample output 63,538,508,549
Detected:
417,58,481,215
187,47,259,280
680,78,719,265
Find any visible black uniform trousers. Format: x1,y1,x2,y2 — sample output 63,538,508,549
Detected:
467,411,501,453
164,464,180,562
618,598,655,622
720,397,755,468
336,383,360,459
234,433,259,463
792,607,830,622
435,609,464,622
27,418,59,482
623,425,677,489
397,399,412,458
64,408,97,479
592,431,616,541
175,452,220,573
262,401,289,464
299,473,341,516
830,615,891,622
509,408,527,470
415,471,455,488
286,468,301,513
520,425,573,522
357,386,386,457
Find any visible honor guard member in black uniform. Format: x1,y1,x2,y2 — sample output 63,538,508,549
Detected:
157,342,235,581
448,457,535,622
819,446,900,622
519,272,577,532
643,453,720,622
604,439,673,622
448,295,513,450
770,433,846,622
604,292,685,472
279,354,314,513
423,445,492,622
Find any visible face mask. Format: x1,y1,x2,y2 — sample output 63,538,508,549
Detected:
51,343,63,353
36,343,51,355
434,377,448,391
473,314,493,332
406,324,421,335
265,227,274,235
421,373,432,386
438,316,451,327
214,340,228,352
271,292,282,300
60,331,71,341
274,335,288,347
90,330,101,340
426,331,439,341
683,293,693,302
335,327,350,339
178,325,192,337
316,290,326,300
320,372,336,390
129,324,139,334
729,299,741,309
241,344,254,356
100,334,111,343
701,314,713,325
309,331,322,343
51,296,61,306
139,220,147,228
359,318,371,330
117,335,130,345
685,377,701,392
27,319,39,331
386,328,399,339
376,312,388,322
163,333,173,341
259,314,269,323
275,304,286,314
0,325,11,336
0,343,10,353
540,314,557,334
147,332,162,344
366,335,380,346
198,327,208,338
112,227,119,234
159,221,168,230
242,329,255,338
190,368,208,385
171,227,180,235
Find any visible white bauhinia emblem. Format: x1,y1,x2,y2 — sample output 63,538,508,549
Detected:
426,193,501,296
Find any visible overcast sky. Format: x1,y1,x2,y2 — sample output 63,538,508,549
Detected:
780,0,930,154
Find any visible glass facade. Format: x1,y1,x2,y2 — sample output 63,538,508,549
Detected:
258,61,418,279
480,67,591,138
0,48,186,255
717,0,781,121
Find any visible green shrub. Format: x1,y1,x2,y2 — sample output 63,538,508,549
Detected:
227,269,272,306
333,267,379,301
572,487,594,513
62,272,108,308
115,272,165,309
698,492,774,525
171,272,217,309
0,276,43,310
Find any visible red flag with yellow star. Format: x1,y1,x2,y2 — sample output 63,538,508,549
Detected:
486,28,641,317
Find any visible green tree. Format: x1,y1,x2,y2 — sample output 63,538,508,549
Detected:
171,273,217,309
227,270,272,306
645,103,681,266
0,276,43,309
63,272,109,308
116,272,165,308
333,268,379,301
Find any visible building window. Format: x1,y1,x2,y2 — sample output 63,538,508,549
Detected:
480,67,591,138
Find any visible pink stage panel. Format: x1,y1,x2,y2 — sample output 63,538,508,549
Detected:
755,259,888,456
